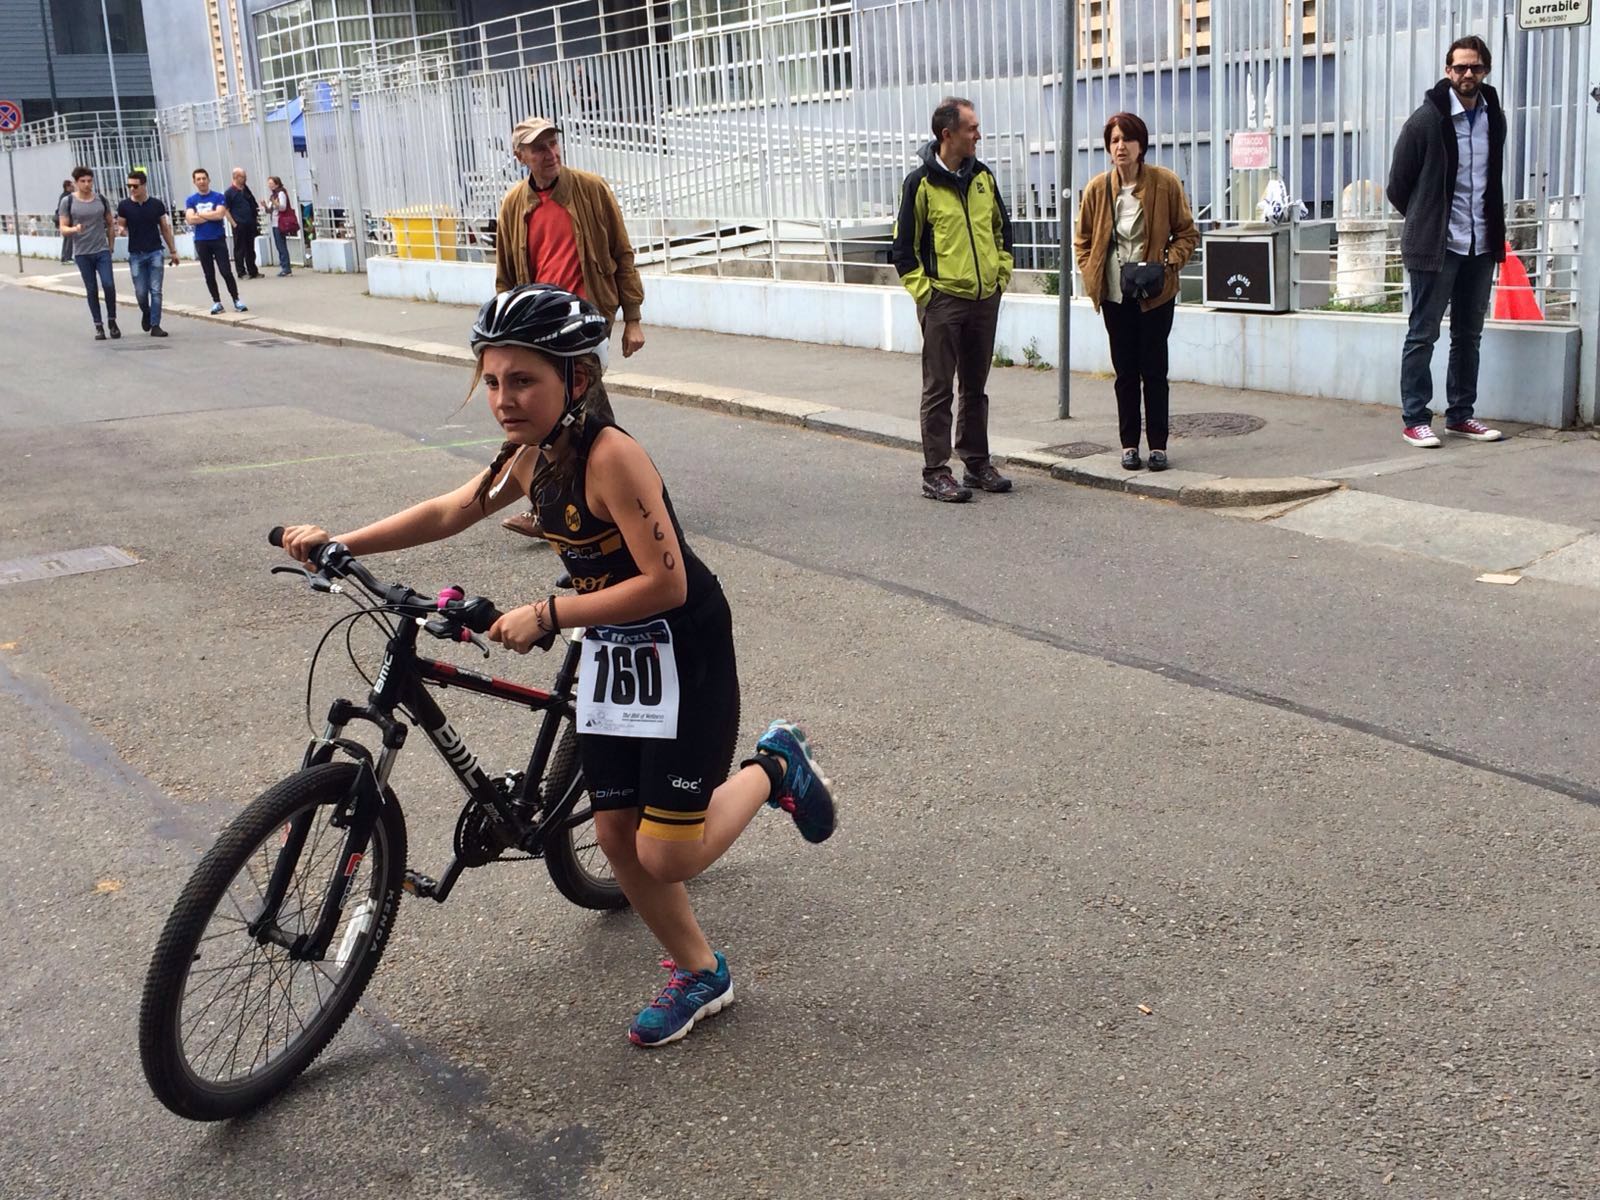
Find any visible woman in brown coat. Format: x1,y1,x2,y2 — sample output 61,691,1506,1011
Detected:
1073,113,1199,470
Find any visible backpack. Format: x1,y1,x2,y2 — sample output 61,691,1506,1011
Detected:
59,192,111,226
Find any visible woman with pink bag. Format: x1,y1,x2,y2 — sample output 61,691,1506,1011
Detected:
265,176,298,277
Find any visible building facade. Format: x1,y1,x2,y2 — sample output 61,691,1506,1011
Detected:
0,0,155,121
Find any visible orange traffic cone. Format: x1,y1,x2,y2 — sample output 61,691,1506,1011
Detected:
1493,242,1543,321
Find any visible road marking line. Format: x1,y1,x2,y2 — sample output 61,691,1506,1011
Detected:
194,437,505,474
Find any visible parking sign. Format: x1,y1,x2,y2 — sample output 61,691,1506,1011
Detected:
0,100,22,132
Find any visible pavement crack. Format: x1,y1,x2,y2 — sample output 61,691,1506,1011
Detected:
704,531,1600,810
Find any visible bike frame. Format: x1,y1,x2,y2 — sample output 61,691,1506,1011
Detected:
253,612,592,959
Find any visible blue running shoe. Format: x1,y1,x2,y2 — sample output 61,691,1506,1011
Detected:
233,299,249,312
755,719,836,844
628,953,733,1047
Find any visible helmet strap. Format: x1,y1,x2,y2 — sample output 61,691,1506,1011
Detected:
537,359,583,451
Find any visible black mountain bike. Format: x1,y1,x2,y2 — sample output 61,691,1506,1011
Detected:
138,529,624,1121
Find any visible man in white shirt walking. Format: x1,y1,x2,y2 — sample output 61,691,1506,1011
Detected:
1386,34,1506,448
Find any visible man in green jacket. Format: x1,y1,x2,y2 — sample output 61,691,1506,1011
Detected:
892,97,1015,503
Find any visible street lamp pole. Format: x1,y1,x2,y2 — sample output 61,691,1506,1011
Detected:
97,0,131,172
37,0,61,115
1058,0,1075,418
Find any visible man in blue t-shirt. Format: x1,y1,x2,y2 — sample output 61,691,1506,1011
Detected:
185,167,248,315
116,169,181,337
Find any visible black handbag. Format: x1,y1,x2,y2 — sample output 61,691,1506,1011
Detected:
1107,174,1169,301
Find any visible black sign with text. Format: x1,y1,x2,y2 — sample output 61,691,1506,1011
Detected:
1203,236,1282,311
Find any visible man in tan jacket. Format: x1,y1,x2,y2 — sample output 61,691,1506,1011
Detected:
496,116,646,536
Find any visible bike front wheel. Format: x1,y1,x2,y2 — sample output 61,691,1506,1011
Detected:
541,727,627,911
138,762,406,1120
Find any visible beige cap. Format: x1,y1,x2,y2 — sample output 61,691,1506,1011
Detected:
512,117,561,149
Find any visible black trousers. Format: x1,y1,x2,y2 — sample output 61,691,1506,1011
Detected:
1101,297,1176,451
195,239,239,303
233,224,260,277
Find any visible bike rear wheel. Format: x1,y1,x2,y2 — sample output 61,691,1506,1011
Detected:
138,762,406,1120
541,727,627,911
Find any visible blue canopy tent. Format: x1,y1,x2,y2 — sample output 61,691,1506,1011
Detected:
265,96,306,152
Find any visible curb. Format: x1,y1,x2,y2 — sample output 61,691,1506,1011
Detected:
17,275,1344,509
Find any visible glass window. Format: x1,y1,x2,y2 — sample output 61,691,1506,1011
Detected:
50,0,148,54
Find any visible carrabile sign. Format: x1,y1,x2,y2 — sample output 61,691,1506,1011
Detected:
1518,0,1591,29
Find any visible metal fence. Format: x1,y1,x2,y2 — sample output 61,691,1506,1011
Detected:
42,0,1579,324
2,110,171,232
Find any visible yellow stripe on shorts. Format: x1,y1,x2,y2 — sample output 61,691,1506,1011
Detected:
640,805,706,842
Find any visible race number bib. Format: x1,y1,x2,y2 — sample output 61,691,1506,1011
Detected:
576,620,680,739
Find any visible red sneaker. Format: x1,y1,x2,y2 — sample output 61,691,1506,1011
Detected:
1445,419,1504,442
1402,424,1442,448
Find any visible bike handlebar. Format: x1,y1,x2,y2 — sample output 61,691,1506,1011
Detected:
267,526,532,652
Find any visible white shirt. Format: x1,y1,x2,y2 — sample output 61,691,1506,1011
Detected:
1447,90,1491,257
1105,181,1145,304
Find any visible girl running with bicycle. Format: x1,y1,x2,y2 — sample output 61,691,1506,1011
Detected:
280,284,835,1046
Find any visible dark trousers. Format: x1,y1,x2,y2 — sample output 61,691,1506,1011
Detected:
74,250,116,326
195,239,239,303
1101,297,1176,451
233,224,260,278
918,288,1001,478
1400,252,1496,428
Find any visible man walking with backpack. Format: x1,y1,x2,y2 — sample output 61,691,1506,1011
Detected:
57,166,119,340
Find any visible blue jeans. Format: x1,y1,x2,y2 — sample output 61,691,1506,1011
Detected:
271,226,293,273
127,249,166,328
1400,251,1497,427
74,250,116,326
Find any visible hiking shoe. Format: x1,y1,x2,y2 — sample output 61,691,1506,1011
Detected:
107,320,121,339
1446,418,1503,442
962,462,1013,493
1148,450,1170,472
1402,424,1442,448
501,510,541,538
628,953,732,1047
233,299,249,313
150,326,168,338
755,720,836,843
921,472,972,503
1121,448,1143,470
209,302,224,315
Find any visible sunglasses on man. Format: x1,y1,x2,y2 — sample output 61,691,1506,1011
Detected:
1448,62,1488,75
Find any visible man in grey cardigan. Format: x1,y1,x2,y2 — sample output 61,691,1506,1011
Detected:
1386,33,1506,448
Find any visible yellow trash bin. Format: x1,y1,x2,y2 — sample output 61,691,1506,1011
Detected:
387,206,459,261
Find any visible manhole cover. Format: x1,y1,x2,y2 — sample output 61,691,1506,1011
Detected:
1170,412,1266,438
227,337,302,349
1039,441,1112,459
0,545,141,587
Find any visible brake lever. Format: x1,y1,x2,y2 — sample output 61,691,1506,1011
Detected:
271,563,342,593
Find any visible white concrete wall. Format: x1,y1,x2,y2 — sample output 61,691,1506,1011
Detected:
368,257,494,304
8,233,200,261
358,258,1581,427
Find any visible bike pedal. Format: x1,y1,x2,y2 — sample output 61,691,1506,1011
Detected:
402,870,439,899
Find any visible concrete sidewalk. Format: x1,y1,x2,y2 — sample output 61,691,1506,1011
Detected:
10,257,1599,584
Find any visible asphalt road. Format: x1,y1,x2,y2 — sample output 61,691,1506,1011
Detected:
1,283,1596,1200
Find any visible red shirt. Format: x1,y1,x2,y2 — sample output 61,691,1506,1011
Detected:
526,193,584,298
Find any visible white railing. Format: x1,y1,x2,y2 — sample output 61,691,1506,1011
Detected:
105,0,1591,322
